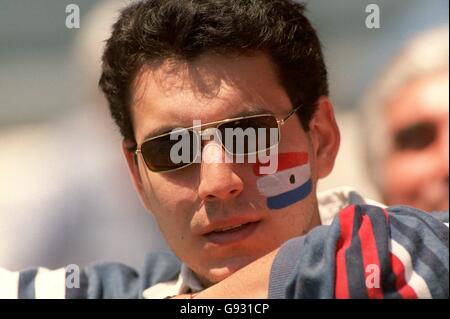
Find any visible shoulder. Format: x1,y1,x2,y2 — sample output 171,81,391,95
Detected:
269,203,449,299
0,251,181,299
72,250,182,299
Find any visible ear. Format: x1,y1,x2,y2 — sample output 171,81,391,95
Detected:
122,139,152,211
308,96,341,179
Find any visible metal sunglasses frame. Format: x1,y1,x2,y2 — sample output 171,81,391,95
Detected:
135,105,302,172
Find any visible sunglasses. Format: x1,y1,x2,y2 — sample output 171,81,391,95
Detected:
135,105,301,172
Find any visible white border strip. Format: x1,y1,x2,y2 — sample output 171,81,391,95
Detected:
0,268,19,299
34,268,66,299
390,239,432,299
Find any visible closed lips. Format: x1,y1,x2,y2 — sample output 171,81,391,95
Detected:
202,218,262,235
213,223,249,233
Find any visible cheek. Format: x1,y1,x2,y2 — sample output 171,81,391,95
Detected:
143,168,198,207
384,152,433,194
141,173,199,240
253,152,312,210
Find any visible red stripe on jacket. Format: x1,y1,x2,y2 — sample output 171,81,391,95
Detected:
358,214,384,298
335,205,355,298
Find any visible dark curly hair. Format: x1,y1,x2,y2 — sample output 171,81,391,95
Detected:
99,0,328,144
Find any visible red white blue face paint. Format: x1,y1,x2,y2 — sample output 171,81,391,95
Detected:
253,152,312,210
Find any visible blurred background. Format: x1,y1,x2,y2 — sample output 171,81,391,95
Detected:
0,0,448,270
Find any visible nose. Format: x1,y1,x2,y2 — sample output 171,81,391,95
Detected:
198,141,244,202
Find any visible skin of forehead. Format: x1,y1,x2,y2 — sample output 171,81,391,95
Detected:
130,52,293,144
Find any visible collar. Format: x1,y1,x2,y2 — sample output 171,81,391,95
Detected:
142,186,385,299
317,185,385,225
142,263,204,299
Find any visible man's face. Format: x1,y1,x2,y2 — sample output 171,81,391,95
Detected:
383,71,449,211
125,53,335,285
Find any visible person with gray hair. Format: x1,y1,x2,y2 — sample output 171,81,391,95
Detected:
361,25,449,212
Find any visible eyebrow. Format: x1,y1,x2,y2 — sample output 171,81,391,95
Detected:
143,126,182,141
142,106,271,141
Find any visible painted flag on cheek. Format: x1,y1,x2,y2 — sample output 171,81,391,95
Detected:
253,152,312,210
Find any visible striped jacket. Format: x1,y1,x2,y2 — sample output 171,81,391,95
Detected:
1,200,448,298
269,204,448,298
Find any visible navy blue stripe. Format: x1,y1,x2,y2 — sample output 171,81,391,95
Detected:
363,206,402,299
267,179,312,209
18,268,38,299
389,213,449,269
388,206,448,249
363,206,398,298
345,206,368,298
390,222,445,298
428,211,449,224
348,191,367,205
390,217,448,298
65,268,88,299
389,209,448,271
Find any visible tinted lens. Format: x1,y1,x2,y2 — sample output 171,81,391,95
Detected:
140,129,199,172
219,115,279,155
